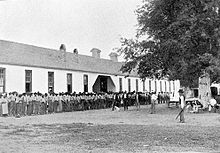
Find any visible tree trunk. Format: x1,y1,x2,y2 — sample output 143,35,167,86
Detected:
198,74,211,108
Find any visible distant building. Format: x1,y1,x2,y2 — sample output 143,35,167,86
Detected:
0,40,180,94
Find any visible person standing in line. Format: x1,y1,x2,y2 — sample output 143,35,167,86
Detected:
123,91,128,111
27,93,31,116
44,93,49,114
66,93,70,112
62,93,67,111
135,91,140,111
56,93,62,113
35,93,41,115
15,94,23,117
118,92,123,109
146,92,151,105
158,92,161,104
57,93,62,113
80,93,85,111
26,93,32,116
39,95,45,115
111,93,115,111
32,93,37,115
22,93,27,116
29,93,34,115
166,92,170,104
112,93,119,111
150,91,157,114
1,94,8,117
0,94,3,116
161,92,164,103
179,89,186,123
7,93,13,116
48,93,53,114
74,94,78,110
53,94,59,113
70,94,74,111
10,93,16,116
22,93,28,116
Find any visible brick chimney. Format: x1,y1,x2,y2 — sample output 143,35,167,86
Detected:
59,44,66,63
109,52,118,62
90,48,101,58
60,44,66,52
73,48,79,63
73,48,78,55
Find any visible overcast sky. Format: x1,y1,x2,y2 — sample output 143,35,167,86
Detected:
0,0,141,60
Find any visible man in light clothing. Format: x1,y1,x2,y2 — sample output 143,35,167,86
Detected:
0,94,8,117
179,89,186,123
208,97,218,113
135,91,140,111
150,92,157,114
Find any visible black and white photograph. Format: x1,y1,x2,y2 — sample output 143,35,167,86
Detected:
0,0,220,152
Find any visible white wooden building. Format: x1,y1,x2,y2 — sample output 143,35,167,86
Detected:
0,40,180,94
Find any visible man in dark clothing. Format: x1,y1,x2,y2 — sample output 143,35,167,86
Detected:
123,91,128,111
112,93,119,111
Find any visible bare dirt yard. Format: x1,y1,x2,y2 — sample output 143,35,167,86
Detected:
0,104,220,153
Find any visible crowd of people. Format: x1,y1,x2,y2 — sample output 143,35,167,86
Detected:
0,91,171,117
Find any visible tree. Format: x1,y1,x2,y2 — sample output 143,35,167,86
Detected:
118,0,220,88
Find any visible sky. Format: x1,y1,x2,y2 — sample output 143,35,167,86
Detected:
0,0,142,61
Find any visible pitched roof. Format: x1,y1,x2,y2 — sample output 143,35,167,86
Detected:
0,40,137,77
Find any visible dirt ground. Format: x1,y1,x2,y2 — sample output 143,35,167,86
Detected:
0,104,220,153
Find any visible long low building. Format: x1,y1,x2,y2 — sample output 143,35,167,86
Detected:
0,40,180,94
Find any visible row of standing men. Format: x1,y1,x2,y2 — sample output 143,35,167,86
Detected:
0,91,171,117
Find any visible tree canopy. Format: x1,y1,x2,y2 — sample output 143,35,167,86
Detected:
118,0,220,87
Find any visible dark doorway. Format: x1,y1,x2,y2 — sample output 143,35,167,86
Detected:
100,77,107,92
93,75,116,93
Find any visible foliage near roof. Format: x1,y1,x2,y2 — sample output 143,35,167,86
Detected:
118,0,220,87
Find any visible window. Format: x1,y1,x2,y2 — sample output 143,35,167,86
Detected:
48,72,54,93
165,81,167,92
169,81,171,92
155,80,157,92
160,81,162,92
83,74,88,92
128,79,131,92
0,68,5,93
25,70,32,93
173,81,175,92
136,79,139,92
149,80,151,92
119,78,122,92
143,79,145,91
67,73,72,93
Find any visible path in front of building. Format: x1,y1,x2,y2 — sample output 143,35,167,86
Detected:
0,104,220,153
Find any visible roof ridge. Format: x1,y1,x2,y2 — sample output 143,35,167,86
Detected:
0,39,58,52
0,39,122,62
0,39,135,76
